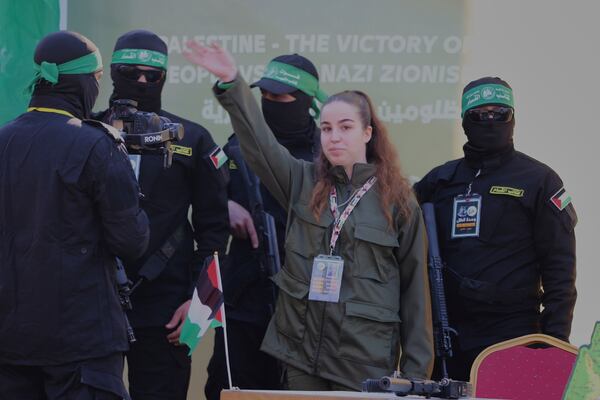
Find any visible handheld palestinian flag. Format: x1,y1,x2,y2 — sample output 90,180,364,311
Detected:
179,254,224,355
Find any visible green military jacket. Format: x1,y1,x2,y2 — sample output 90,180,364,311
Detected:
215,76,433,390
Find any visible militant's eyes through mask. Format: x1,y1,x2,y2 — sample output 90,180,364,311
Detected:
116,64,165,83
466,107,514,123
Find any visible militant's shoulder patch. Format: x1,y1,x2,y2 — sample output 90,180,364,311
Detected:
207,145,228,169
550,187,572,211
489,186,525,198
547,186,577,231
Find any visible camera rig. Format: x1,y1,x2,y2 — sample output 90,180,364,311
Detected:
109,99,184,168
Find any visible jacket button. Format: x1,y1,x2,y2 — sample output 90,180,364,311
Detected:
80,247,88,254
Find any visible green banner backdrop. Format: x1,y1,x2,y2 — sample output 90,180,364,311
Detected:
0,0,60,125
69,0,466,177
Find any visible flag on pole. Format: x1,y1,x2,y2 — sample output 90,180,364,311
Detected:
180,254,224,355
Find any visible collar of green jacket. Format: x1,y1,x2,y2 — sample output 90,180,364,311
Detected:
329,163,377,186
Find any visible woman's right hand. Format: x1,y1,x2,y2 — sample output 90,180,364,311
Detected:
183,41,238,83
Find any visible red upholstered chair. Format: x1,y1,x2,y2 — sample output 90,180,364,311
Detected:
470,334,578,400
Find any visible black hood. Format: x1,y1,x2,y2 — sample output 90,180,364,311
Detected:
462,77,515,162
261,90,317,150
110,30,167,113
29,31,100,120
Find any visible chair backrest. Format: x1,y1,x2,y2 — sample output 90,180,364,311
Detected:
470,334,578,400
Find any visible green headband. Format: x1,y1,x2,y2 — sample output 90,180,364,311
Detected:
461,84,514,117
262,61,328,117
26,50,103,95
112,48,168,69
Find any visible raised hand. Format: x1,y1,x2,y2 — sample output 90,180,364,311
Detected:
183,41,238,82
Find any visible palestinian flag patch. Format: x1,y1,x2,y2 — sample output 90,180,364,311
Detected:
550,187,572,211
209,146,228,169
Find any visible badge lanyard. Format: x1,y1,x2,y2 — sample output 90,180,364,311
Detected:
308,176,377,303
328,176,377,255
465,168,481,197
451,168,482,238
129,154,142,181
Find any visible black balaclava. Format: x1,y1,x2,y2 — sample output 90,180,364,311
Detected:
29,31,100,120
462,77,515,164
261,90,317,149
252,53,323,151
110,30,167,113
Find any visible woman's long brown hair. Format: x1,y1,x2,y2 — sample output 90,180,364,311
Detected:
309,90,413,227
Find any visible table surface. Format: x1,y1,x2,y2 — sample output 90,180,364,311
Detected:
220,389,487,400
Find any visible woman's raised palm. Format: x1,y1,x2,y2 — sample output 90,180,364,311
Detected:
183,41,238,82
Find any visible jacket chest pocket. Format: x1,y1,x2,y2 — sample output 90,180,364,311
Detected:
338,301,401,368
353,224,399,283
272,268,310,342
276,203,328,342
285,204,330,263
479,195,531,243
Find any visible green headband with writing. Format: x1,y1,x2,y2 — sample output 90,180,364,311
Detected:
26,50,103,95
112,48,168,69
461,84,514,117
262,61,328,117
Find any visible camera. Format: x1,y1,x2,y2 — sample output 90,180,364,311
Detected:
109,99,184,168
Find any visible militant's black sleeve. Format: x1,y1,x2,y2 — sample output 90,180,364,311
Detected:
413,169,438,204
84,136,150,261
533,169,577,342
188,127,230,295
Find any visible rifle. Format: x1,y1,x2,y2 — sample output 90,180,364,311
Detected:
362,373,471,399
116,258,136,343
228,144,281,309
422,202,458,380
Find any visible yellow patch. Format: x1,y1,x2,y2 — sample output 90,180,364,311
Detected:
228,159,238,170
171,145,192,157
489,186,524,197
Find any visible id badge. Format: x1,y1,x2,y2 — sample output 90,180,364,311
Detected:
129,154,141,181
451,194,482,238
308,255,344,303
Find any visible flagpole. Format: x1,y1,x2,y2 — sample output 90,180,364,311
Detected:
214,251,233,390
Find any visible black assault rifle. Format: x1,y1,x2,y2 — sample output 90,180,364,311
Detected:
228,145,281,310
115,258,136,343
422,203,456,378
421,202,470,398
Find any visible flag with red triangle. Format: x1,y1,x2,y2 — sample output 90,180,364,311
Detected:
179,254,224,355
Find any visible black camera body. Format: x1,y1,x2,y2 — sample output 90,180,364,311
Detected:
110,99,184,168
